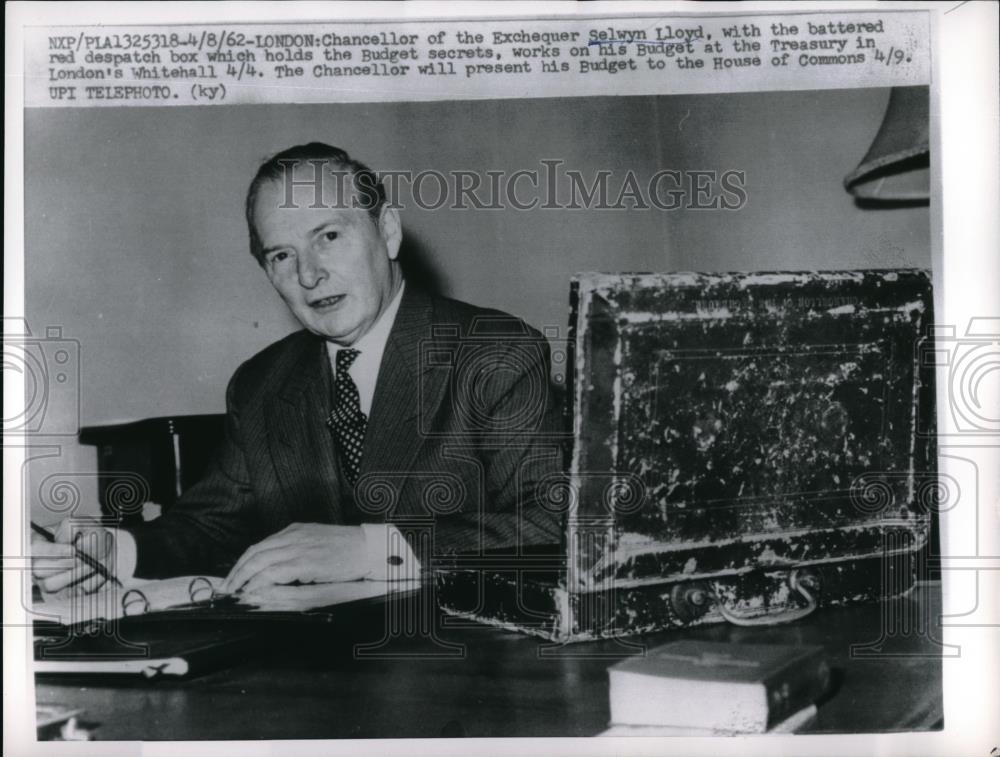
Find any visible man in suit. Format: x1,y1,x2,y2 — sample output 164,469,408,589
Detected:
33,143,563,600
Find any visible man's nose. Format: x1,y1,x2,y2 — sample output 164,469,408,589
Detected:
296,248,328,289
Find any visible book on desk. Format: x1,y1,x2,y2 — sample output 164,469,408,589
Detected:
604,640,831,735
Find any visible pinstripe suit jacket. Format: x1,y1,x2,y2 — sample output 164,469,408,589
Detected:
125,286,565,579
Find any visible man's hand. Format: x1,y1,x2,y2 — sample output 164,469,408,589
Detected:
31,520,116,597
221,523,370,595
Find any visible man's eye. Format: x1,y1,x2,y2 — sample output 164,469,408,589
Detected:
268,251,290,265
323,231,338,242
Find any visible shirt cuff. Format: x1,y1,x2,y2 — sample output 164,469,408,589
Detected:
109,528,138,583
360,523,421,581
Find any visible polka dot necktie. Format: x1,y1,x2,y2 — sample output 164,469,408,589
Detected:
327,348,367,487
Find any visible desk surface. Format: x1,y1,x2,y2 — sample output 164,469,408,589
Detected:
36,583,943,740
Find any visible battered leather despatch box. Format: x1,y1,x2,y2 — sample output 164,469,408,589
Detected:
437,270,936,641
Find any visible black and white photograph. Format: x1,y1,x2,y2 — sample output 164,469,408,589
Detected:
4,2,998,755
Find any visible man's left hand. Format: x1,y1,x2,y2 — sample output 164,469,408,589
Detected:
221,523,370,595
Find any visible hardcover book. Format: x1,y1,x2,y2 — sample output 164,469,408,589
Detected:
597,705,817,736
607,640,831,733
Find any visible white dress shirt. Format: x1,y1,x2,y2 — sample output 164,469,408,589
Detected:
325,280,405,418
114,281,418,584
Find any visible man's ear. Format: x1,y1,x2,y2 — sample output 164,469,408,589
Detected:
378,205,402,261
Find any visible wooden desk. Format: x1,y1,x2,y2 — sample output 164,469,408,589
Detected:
35,583,943,739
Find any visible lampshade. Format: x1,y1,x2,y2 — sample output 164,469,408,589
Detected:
844,86,929,203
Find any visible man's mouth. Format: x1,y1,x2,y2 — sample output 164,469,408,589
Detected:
309,295,345,310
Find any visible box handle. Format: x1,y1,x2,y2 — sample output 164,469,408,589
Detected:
711,569,820,627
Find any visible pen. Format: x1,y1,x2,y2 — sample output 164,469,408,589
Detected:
31,521,123,588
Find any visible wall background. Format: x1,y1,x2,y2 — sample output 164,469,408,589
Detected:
24,89,930,518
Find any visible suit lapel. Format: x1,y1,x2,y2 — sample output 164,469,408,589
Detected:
265,337,344,522
362,287,449,492
264,287,451,524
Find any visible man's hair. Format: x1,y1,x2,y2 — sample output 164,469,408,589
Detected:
245,142,387,265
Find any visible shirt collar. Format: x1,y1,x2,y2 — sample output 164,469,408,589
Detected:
326,280,405,363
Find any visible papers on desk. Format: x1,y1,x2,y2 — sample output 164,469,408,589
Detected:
34,575,230,625
33,577,422,678
33,575,421,626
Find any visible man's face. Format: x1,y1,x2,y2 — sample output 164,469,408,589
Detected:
253,164,401,345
